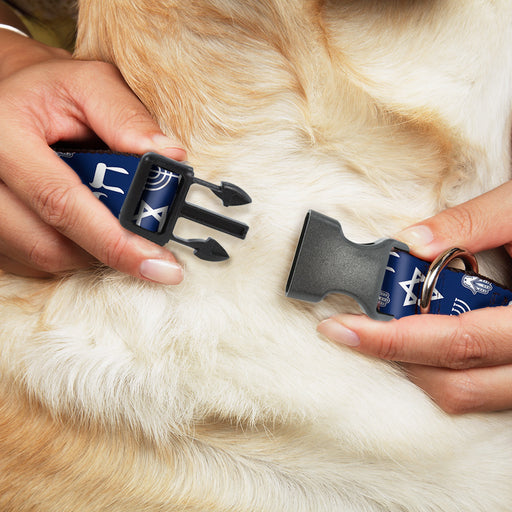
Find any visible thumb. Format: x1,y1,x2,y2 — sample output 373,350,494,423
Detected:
395,181,512,260
72,61,187,161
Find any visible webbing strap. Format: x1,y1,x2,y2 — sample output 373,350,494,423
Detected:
378,250,512,318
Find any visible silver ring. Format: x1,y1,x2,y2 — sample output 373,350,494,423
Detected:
419,247,478,314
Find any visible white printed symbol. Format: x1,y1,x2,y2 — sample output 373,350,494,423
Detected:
450,298,471,316
144,167,179,191
386,251,400,273
399,267,443,307
89,163,129,199
378,290,391,307
133,200,169,232
461,275,492,295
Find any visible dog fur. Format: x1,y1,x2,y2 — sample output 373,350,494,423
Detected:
1,0,512,510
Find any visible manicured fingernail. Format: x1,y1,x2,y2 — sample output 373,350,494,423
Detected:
150,134,187,160
396,225,434,250
139,259,183,285
317,319,360,347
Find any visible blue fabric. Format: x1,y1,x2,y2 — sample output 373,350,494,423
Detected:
378,250,512,318
57,150,180,233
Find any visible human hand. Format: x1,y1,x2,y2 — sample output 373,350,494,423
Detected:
0,30,186,283
318,180,512,414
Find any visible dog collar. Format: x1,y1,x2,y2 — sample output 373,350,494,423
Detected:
286,210,512,320
55,149,251,261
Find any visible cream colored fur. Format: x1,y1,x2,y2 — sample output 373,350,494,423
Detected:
1,1,512,510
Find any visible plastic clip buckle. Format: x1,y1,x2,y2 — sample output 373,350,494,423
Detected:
119,152,251,261
285,210,409,320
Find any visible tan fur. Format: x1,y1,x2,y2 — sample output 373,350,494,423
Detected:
1,0,512,510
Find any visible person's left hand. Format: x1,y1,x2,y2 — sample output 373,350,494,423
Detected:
0,30,187,282
317,181,512,414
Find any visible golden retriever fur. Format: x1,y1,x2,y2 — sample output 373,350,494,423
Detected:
1,0,512,510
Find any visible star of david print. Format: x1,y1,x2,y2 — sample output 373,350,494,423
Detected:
399,267,443,307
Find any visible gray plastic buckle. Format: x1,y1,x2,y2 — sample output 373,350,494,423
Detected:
285,210,409,320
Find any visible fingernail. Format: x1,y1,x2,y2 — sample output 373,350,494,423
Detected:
150,134,187,160
139,259,184,285
396,225,434,250
317,319,360,347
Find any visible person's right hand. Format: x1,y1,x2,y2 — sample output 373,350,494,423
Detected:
0,29,187,283
318,180,512,414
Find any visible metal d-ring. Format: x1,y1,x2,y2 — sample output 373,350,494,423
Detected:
419,247,478,314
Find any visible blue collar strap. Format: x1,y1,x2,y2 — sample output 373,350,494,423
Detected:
286,210,512,320
378,249,512,319
55,149,251,261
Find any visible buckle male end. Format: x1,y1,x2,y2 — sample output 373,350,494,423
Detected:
285,210,409,321
119,153,250,261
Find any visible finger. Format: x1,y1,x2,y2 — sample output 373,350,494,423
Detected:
0,254,53,278
395,180,512,260
58,60,187,161
2,59,186,160
0,63,185,284
317,307,512,369
404,363,512,414
0,182,93,272
0,141,184,284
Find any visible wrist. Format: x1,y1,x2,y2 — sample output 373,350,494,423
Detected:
0,1,29,34
0,23,29,38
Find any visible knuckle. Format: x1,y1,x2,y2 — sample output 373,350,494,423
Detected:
119,106,151,127
77,60,119,80
33,182,80,231
28,239,65,274
441,204,477,241
436,371,482,414
112,107,150,142
374,329,403,360
442,317,487,369
101,233,130,270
